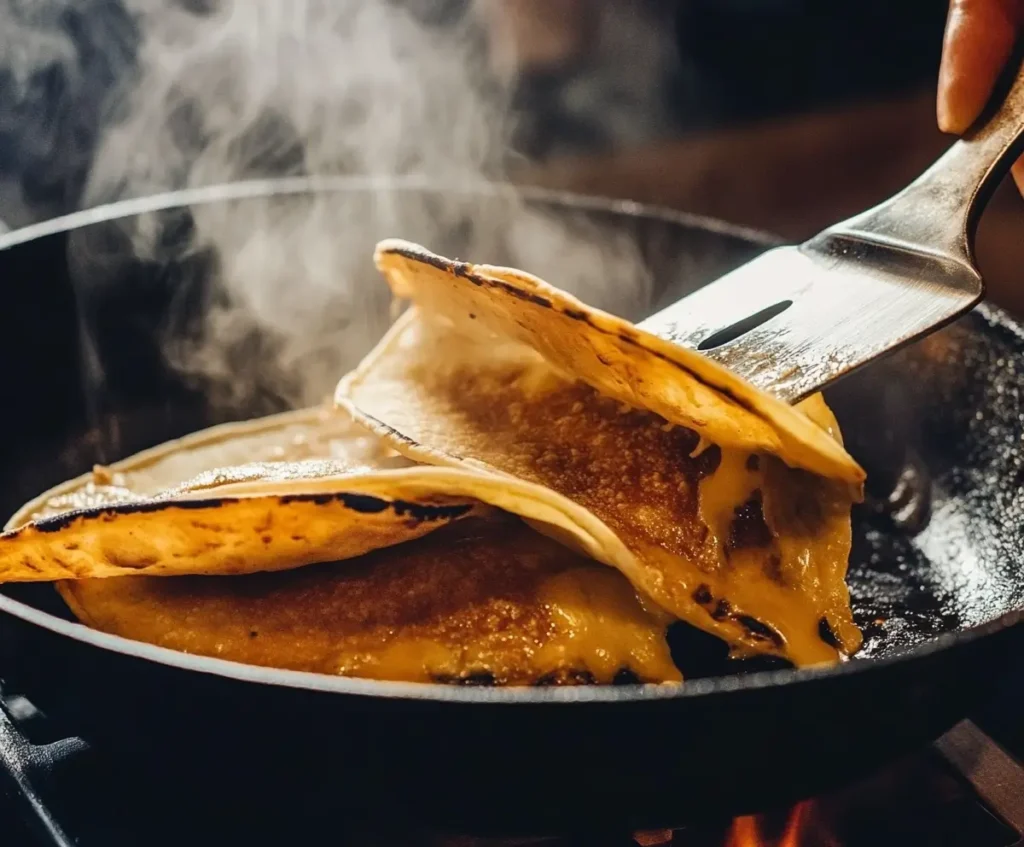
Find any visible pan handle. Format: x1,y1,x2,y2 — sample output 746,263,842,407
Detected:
819,55,1024,268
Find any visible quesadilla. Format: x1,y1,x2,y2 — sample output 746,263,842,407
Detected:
5,405,679,685
336,241,864,667
1,405,633,584
3,236,867,682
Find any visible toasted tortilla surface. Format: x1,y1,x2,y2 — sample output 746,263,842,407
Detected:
368,239,864,486
0,405,639,588
337,247,863,667
0,462,482,583
8,404,396,527
60,516,680,685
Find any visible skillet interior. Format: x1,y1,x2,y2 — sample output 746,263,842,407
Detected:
1,181,1024,831
0,178,1022,684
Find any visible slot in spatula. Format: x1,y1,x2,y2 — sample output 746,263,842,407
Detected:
639,61,1024,404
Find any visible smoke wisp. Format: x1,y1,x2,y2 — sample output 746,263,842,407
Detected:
3,0,653,417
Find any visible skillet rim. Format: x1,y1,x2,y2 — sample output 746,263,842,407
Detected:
0,175,1021,705
0,174,778,253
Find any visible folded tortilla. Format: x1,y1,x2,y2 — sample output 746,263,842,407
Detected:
6,404,400,527
0,406,633,587
336,242,863,666
60,515,681,685
12,406,677,684
362,239,865,486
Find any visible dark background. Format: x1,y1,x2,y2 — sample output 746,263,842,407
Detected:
0,0,950,229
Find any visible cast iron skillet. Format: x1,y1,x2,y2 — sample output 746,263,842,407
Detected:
0,178,1022,834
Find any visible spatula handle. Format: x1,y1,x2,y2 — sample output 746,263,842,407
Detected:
819,57,1024,266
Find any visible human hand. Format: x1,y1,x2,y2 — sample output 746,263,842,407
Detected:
938,0,1024,193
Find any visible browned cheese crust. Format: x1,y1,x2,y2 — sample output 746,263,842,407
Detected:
60,517,680,685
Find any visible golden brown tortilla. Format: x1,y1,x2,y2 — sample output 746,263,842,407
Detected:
7,404,398,527
337,245,862,666
365,239,864,486
59,516,681,685
0,407,638,588
0,462,479,583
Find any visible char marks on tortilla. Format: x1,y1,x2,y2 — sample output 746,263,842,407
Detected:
336,243,863,666
0,406,639,592
367,239,864,487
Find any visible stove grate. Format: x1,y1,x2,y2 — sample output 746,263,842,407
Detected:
0,680,1021,847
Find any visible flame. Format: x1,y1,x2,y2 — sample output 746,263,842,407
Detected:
779,802,812,847
723,801,814,847
725,816,762,847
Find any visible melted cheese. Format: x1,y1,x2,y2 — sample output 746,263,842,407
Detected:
60,518,681,685
339,311,861,666
697,448,761,561
696,446,860,662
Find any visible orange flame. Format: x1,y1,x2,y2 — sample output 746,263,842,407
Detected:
778,802,812,847
723,801,814,847
725,815,762,847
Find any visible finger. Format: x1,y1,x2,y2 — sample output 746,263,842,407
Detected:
1013,156,1024,195
938,0,1020,133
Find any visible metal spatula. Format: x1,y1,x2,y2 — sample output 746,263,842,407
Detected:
639,62,1024,404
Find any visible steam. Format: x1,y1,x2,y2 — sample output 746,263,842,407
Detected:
80,0,511,412
86,1,504,201
5,0,652,416
0,0,137,216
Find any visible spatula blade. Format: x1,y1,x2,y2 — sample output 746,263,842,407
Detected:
638,237,983,404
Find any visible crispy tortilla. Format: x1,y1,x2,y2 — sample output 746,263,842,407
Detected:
364,239,864,486
6,404,399,527
337,246,862,666
60,515,680,685
0,407,634,588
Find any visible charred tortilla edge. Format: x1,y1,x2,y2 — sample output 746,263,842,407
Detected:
372,239,864,488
